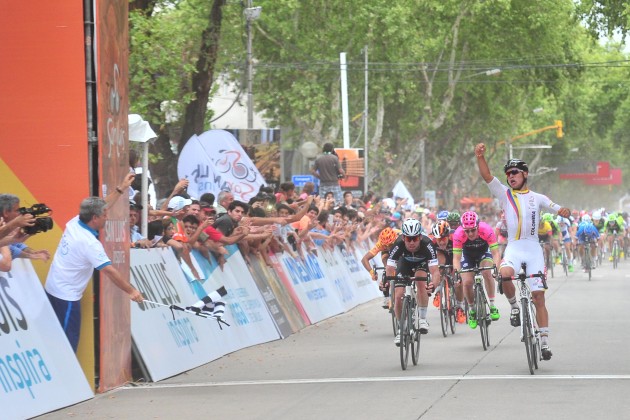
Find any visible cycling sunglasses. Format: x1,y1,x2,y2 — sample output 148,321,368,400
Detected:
403,235,420,242
505,169,522,176
463,227,478,233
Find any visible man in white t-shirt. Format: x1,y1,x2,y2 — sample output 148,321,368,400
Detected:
45,174,143,352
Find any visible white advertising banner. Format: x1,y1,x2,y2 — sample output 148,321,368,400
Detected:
0,259,93,420
130,248,226,382
178,130,266,202
278,252,345,323
193,247,281,354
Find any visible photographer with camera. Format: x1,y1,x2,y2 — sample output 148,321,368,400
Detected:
0,194,52,262
45,173,143,353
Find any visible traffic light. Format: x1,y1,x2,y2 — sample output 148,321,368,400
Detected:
555,120,563,138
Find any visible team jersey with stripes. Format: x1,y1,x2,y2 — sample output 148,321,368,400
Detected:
487,177,561,243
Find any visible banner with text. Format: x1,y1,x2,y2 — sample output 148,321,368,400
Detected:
0,260,93,419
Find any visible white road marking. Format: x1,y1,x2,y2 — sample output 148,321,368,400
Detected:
123,375,630,389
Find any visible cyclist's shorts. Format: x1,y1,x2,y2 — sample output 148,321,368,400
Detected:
460,250,492,270
396,258,429,277
538,234,551,244
577,237,596,245
501,240,546,292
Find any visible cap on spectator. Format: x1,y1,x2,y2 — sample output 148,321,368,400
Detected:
168,196,192,211
390,211,402,221
129,199,143,210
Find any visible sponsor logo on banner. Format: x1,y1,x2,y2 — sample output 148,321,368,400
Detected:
178,130,267,202
0,260,92,419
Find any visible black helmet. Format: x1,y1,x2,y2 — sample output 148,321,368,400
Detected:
504,159,529,173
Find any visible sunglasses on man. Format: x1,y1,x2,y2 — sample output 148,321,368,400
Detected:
505,169,522,176
403,235,420,242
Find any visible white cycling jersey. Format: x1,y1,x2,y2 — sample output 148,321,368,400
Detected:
487,177,561,243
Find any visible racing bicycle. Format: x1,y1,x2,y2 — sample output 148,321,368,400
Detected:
458,265,496,351
436,264,457,337
384,274,429,370
500,263,547,375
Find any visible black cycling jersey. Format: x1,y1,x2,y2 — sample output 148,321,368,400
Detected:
387,234,438,276
433,238,454,266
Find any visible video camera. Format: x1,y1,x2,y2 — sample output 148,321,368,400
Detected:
19,203,53,235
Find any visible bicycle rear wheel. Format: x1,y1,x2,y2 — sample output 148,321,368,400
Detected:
613,242,619,269
476,285,489,351
390,281,398,336
439,282,448,337
529,300,540,370
546,249,554,278
411,300,420,366
399,297,411,370
561,247,568,277
448,279,457,335
521,298,535,375
584,248,592,281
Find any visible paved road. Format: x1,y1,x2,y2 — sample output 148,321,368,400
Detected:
41,259,630,420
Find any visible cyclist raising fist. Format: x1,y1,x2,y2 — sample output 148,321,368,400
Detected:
475,143,570,361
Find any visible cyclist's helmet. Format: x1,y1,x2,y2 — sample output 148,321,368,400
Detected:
592,211,602,221
541,213,553,222
431,220,450,239
437,210,449,220
504,158,529,174
401,218,422,237
378,227,398,247
460,211,479,229
446,211,461,226
582,214,591,223
608,215,618,225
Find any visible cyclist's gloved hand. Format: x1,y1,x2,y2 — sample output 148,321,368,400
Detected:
370,268,377,281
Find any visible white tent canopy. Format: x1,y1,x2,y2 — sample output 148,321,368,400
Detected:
391,180,415,210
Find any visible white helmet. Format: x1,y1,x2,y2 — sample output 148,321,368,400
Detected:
593,211,602,221
582,214,592,223
401,218,422,237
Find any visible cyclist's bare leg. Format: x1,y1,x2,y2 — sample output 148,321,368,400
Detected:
480,259,495,302
393,286,404,321
461,272,475,306
454,280,464,303
499,266,516,300
531,290,548,328
415,270,429,308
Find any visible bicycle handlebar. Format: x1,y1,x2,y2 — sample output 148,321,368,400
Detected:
458,266,496,274
498,272,545,282
384,275,429,282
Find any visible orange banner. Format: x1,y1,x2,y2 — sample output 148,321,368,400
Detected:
0,3,94,384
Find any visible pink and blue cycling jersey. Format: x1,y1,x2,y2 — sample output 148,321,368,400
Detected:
452,221,498,259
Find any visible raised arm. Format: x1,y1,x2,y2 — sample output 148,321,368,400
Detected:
475,143,493,183
105,173,135,208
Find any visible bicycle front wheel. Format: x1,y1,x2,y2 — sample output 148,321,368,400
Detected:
521,298,535,375
613,242,619,269
475,285,489,351
390,281,398,336
399,297,411,370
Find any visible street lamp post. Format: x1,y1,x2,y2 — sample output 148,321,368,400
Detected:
244,3,262,131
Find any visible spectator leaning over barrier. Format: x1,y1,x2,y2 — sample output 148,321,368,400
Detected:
45,173,143,353
165,195,203,280
183,213,228,260
311,142,345,205
187,199,201,219
0,194,50,262
215,191,234,217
